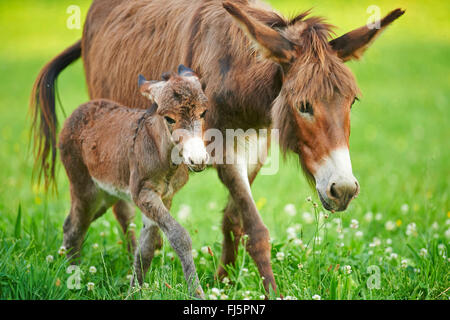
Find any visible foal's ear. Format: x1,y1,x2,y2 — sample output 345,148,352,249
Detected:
178,64,197,77
223,1,296,65
138,74,163,102
329,9,405,62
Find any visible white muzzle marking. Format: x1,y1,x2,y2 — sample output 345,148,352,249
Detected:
314,148,357,209
183,137,208,166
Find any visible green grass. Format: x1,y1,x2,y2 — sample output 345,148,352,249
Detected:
0,0,448,300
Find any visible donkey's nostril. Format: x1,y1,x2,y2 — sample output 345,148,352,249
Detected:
190,158,195,165
329,183,339,199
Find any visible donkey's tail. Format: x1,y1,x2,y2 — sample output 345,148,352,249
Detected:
29,40,82,192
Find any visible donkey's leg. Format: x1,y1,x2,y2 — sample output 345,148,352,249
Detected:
133,188,204,299
217,197,242,279
132,215,162,286
62,186,109,261
217,163,276,294
113,200,137,253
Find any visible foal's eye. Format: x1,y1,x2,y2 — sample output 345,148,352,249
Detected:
299,101,313,116
200,110,207,119
164,116,176,125
351,97,359,107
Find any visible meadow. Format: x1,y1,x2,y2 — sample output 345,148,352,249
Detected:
0,0,448,300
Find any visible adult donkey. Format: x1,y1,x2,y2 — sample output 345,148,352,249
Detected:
30,0,404,294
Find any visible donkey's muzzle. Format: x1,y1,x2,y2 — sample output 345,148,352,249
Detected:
326,178,359,211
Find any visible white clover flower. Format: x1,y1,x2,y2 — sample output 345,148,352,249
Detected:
350,219,359,229
222,277,230,285
386,238,392,245
385,247,393,254
293,238,304,247
92,243,99,249
298,263,304,269
368,250,373,255
372,237,381,246
401,259,408,268
201,246,209,255
385,220,396,231
276,252,285,261
177,204,191,222
355,231,363,238
414,268,421,273
209,294,218,300
375,213,383,221
401,204,409,214
220,294,229,300
143,282,150,289
302,212,314,224
445,228,450,239
406,223,417,237
284,203,297,216
389,253,398,260
343,265,352,274
211,288,221,296
126,274,133,280
245,290,251,296
312,294,321,300
89,266,97,274
338,242,344,248
58,246,67,256
259,295,266,299
419,248,428,257
208,201,217,210
287,227,297,240
99,231,106,237
364,212,373,222
191,249,198,259
46,255,54,263
431,222,439,230
87,282,95,291
242,268,248,274
199,257,207,265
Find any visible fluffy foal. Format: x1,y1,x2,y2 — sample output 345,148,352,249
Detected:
59,65,209,298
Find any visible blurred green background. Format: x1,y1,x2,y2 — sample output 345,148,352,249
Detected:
0,0,448,299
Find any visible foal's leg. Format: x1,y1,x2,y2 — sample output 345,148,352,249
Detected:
133,188,204,299
113,200,137,253
217,163,276,294
132,215,163,286
62,185,110,261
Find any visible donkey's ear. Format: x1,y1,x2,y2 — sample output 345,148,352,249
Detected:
178,64,197,77
223,1,296,65
138,75,163,102
330,9,405,62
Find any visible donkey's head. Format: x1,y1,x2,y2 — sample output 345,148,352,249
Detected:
138,65,209,172
224,2,404,211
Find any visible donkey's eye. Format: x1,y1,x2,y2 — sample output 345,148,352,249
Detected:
351,97,359,107
164,116,176,125
200,110,207,119
299,101,313,116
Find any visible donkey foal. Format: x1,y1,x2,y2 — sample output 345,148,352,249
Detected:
59,66,209,298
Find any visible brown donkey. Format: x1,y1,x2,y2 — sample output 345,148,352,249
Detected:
59,66,208,298
30,0,404,294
